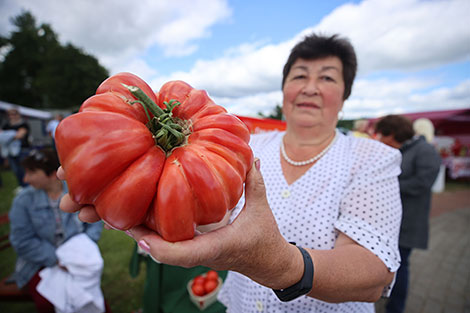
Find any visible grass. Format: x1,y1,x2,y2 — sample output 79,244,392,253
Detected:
0,170,146,313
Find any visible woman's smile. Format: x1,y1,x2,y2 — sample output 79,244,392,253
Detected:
295,102,320,109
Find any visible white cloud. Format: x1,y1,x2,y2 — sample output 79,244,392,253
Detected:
0,0,231,75
314,0,470,73
344,78,470,119
153,0,232,57
213,90,283,117
149,39,295,97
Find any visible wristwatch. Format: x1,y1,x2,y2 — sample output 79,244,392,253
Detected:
272,244,314,302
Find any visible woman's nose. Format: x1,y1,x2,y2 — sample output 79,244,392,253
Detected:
301,78,319,96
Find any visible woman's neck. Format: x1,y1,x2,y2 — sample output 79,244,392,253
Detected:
46,180,63,200
284,125,336,147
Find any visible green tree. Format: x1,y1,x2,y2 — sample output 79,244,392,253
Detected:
258,103,283,120
0,11,109,109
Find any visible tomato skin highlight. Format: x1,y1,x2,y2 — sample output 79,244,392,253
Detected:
55,73,253,242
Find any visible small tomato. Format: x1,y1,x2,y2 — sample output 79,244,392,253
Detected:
205,270,219,282
191,283,206,296
204,279,218,294
192,275,205,286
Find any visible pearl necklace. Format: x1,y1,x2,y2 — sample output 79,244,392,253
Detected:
281,132,338,166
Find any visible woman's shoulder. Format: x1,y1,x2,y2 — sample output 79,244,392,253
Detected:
9,186,37,216
340,133,401,166
13,186,36,200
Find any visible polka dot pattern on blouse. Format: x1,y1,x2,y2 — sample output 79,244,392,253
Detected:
218,130,403,313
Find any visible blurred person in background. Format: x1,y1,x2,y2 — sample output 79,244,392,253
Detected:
375,115,441,313
46,113,63,151
60,33,403,313
412,118,435,144
413,117,445,193
8,148,104,313
1,107,31,188
351,118,371,138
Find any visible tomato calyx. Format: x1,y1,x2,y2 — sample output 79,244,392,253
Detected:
123,84,189,152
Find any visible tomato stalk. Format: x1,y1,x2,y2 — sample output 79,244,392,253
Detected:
123,84,187,152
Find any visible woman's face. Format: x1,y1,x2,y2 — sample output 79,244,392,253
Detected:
23,168,54,190
282,57,345,130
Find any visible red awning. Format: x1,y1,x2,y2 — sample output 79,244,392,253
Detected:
235,115,286,134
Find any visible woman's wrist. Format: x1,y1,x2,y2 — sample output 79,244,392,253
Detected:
239,238,305,290
270,242,305,290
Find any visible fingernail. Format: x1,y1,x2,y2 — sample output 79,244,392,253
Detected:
138,239,151,253
104,221,119,230
255,158,260,171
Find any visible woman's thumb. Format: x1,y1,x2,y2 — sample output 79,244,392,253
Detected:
244,158,267,202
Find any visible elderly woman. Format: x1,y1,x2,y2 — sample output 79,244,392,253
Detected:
61,33,402,312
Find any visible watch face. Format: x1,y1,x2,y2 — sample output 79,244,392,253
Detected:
273,245,314,302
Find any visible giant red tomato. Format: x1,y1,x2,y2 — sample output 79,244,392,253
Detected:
55,72,253,242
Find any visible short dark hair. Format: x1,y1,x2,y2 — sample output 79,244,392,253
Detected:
21,148,60,176
282,33,357,100
375,115,415,143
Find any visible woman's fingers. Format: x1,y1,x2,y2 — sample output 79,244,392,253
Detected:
128,223,228,269
60,193,101,223
78,206,101,223
60,194,81,213
56,166,65,180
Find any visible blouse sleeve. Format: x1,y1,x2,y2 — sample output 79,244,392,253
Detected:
334,140,402,296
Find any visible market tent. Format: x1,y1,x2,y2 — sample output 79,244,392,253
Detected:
235,115,286,133
400,108,470,137
0,101,52,120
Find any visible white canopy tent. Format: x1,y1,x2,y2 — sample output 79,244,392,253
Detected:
0,101,54,147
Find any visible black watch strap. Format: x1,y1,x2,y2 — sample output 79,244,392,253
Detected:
272,245,314,302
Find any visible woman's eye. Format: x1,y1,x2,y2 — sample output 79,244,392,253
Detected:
321,75,335,82
293,75,306,80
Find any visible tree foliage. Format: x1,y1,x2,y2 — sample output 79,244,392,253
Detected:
0,11,109,109
258,103,283,120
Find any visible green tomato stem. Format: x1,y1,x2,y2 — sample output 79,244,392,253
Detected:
123,83,187,152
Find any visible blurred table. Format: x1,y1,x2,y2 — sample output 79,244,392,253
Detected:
443,156,470,179
129,244,227,313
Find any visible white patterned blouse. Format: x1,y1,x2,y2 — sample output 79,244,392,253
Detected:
218,130,403,313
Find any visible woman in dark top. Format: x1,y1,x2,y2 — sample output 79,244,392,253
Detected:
2,108,30,187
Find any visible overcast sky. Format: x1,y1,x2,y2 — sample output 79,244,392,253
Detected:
1,0,469,119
